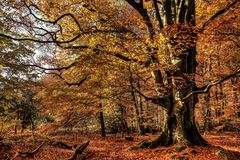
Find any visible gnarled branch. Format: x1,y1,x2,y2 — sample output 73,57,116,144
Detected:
182,69,240,101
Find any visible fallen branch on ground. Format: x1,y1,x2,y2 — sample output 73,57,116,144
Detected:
67,141,90,160
50,141,77,150
10,138,91,160
11,141,46,160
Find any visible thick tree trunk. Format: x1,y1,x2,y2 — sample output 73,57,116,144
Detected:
140,47,208,148
127,0,210,148
140,89,207,148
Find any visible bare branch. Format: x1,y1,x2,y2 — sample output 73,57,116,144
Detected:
0,28,134,45
58,75,87,87
43,71,87,87
182,69,240,101
131,83,152,100
26,62,77,71
1,1,136,45
22,0,81,30
113,52,138,62
128,67,168,107
26,63,87,87
0,33,56,43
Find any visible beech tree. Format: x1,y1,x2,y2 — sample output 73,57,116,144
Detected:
0,0,239,148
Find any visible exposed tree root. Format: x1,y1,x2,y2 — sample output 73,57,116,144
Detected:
139,133,170,148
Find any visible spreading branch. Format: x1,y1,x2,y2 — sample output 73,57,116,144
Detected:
132,84,169,108
129,73,168,108
201,0,239,31
0,28,133,45
57,75,87,87
181,69,240,101
1,1,136,45
22,0,81,30
27,63,87,86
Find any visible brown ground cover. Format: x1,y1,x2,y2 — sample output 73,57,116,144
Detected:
1,132,240,160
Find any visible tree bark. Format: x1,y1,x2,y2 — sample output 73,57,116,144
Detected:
140,45,208,147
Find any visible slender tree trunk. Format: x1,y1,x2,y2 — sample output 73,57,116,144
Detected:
14,125,18,134
203,93,212,134
203,51,213,134
137,76,146,134
15,113,19,134
123,119,130,135
98,101,106,137
118,104,129,135
129,68,145,135
99,111,106,137
231,78,238,105
30,116,35,137
231,78,239,118
216,48,226,117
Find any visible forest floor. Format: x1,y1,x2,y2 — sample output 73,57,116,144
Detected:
1,131,240,160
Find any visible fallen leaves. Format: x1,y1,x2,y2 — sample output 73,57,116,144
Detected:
1,132,240,160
